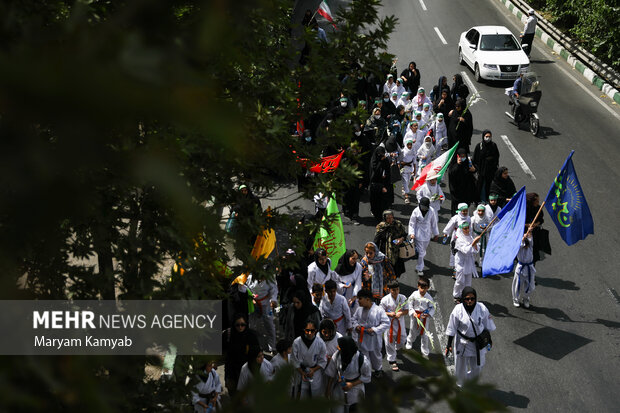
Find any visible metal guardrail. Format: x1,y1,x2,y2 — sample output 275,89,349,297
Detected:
512,0,620,90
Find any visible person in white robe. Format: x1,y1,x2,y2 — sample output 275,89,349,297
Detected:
446,287,496,387
308,248,337,292
420,102,433,125
452,222,481,301
334,250,363,314
191,361,222,413
412,87,432,113
394,78,406,100
237,347,275,392
485,194,503,234
408,197,440,275
291,319,327,398
400,137,417,204
416,174,444,223
471,204,491,265
380,280,408,370
396,91,410,108
325,336,372,413
431,113,448,149
246,273,278,353
351,289,390,374
320,280,352,335
318,318,342,395
383,74,396,96
405,276,436,356
416,136,436,179
512,230,536,308
443,203,471,269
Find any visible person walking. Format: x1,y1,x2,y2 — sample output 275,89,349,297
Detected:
520,9,537,57
445,287,496,387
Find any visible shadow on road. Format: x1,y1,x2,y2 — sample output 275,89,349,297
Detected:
536,275,579,291
481,301,517,319
529,59,556,64
487,388,531,409
596,318,620,329
529,305,573,322
513,326,592,360
538,126,561,139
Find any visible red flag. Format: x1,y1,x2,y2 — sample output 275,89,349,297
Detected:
309,150,344,173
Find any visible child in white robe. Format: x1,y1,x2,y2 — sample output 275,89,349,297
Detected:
408,197,440,275
352,289,390,375
191,361,222,413
320,280,352,335
400,137,417,204
471,204,491,265
431,113,448,149
443,203,471,271
416,136,436,179
416,174,444,223
380,280,408,370
406,276,436,356
512,230,536,308
452,222,481,301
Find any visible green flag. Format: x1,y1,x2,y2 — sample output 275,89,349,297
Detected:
313,195,346,264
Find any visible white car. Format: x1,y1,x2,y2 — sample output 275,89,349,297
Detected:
458,25,530,82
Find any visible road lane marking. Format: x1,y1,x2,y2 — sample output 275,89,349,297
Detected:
460,71,481,104
419,0,427,11
500,135,537,179
434,27,447,45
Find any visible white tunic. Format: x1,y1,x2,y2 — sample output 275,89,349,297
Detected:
380,293,408,344
308,261,336,292
454,230,479,276
484,205,502,227
324,351,372,406
416,182,444,214
320,294,352,333
336,263,363,302
351,304,390,352
270,353,290,372
408,290,436,318
471,213,491,236
408,207,439,242
323,332,343,365
191,369,222,412
383,82,396,96
443,213,471,240
245,274,278,306
237,359,275,390
291,336,328,371
431,119,447,142
446,303,496,364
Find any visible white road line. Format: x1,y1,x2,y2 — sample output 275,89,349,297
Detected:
434,27,447,45
500,135,537,179
429,278,455,373
419,0,427,11
460,71,481,103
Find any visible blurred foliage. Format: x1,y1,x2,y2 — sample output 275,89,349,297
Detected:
0,0,504,411
528,0,619,71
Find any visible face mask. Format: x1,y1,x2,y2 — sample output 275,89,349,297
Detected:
383,98,389,103
484,137,491,142
354,131,362,136
326,119,332,124
438,119,443,123
341,101,347,108
305,136,312,142
374,114,381,120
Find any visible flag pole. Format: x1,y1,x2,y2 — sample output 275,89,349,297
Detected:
525,201,546,237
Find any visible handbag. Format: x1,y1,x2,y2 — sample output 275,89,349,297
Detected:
476,329,492,350
390,162,402,184
398,241,416,259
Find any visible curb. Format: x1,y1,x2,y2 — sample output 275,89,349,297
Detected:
496,0,620,106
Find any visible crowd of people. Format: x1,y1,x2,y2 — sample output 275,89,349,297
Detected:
194,50,550,412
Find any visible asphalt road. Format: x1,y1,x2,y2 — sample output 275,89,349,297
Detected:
286,0,620,411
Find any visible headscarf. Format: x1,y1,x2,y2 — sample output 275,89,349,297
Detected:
461,286,477,314
335,249,357,276
293,290,318,339
301,320,317,348
402,136,417,163
364,241,386,298
337,336,358,371
491,167,517,199
314,248,330,275
247,344,263,374
526,192,544,225
417,136,435,159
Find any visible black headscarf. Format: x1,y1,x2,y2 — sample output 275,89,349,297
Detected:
337,336,358,371
419,197,430,217
490,167,517,202
314,248,330,275
335,250,358,275
526,192,544,226
461,286,477,314
247,344,262,374
293,290,319,339
448,148,477,204
370,146,390,184
301,319,318,348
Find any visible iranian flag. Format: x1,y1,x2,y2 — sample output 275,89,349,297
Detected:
411,143,458,191
317,1,337,29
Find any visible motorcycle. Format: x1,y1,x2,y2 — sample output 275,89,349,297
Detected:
505,72,542,136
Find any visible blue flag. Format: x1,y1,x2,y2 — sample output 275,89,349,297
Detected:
482,186,527,277
544,151,594,246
